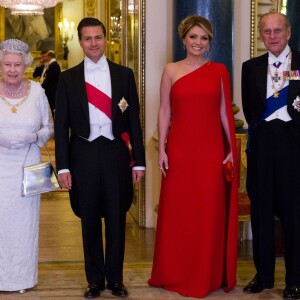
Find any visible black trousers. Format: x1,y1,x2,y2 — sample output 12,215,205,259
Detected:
247,119,300,286
70,136,133,285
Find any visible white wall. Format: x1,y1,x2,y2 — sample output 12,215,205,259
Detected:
144,0,173,227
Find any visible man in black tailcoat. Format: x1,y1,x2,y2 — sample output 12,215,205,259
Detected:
242,12,300,299
54,17,145,299
33,50,61,117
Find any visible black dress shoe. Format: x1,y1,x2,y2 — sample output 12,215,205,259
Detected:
107,282,128,298
243,275,274,294
283,286,300,299
84,284,105,298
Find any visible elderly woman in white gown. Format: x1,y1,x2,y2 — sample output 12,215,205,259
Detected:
0,39,53,293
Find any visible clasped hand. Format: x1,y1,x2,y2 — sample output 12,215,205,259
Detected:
0,133,37,149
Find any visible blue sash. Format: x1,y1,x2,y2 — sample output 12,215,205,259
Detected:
262,85,288,120
247,85,289,153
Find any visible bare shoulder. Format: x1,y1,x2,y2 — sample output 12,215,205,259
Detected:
164,61,184,71
163,62,178,74
162,60,188,84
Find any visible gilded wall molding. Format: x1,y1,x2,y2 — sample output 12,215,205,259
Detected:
250,0,280,57
84,0,97,17
138,0,146,227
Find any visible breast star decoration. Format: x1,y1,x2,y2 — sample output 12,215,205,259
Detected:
292,96,300,112
118,97,129,113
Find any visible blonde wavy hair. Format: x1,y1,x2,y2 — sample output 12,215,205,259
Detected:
178,15,213,40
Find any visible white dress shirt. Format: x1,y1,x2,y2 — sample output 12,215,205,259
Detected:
84,55,114,141
40,64,48,84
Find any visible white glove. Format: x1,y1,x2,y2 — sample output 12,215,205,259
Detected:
23,132,38,144
0,134,12,149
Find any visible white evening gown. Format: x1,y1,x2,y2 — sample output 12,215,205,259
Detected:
0,80,53,291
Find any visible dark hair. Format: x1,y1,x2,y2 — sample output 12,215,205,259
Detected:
77,17,106,39
40,49,48,55
47,50,56,59
178,15,213,40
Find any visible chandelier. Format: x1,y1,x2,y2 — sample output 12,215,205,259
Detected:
0,0,63,15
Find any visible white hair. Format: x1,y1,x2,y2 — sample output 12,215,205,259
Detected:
0,39,33,67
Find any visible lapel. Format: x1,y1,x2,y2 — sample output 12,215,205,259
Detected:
107,59,122,121
74,62,90,122
287,49,300,104
256,54,269,104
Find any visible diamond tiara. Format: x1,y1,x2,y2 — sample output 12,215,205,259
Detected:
0,39,29,54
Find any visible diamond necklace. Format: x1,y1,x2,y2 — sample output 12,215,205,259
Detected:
2,80,25,97
185,58,207,70
0,80,30,113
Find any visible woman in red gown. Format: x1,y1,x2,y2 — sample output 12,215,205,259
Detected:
148,15,238,298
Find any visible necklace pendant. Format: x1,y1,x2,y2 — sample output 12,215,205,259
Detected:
11,107,17,113
273,92,279,98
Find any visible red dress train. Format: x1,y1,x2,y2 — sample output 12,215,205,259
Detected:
148,62,238,298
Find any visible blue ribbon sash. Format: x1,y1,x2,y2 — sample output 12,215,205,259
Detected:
262,85,288,120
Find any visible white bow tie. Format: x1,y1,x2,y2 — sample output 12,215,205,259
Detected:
86,61,108,71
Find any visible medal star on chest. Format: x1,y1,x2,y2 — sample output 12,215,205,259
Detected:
118,97,129,113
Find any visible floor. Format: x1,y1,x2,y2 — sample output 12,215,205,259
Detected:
0,191,287,300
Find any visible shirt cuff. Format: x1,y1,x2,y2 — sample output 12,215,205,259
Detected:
58,169,70,175
132,166,145,171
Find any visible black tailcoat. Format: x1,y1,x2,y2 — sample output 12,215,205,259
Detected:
54,58,145,284
241,48,300,286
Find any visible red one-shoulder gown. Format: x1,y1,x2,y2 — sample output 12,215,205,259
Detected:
148,62,238,298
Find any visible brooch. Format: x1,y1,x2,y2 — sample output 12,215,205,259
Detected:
118,97,129,113
292,96,300,112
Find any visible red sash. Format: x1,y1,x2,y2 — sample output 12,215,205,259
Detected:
85,82,112,119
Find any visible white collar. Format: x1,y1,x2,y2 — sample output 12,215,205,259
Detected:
84,55,107,66
268,45,290,65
